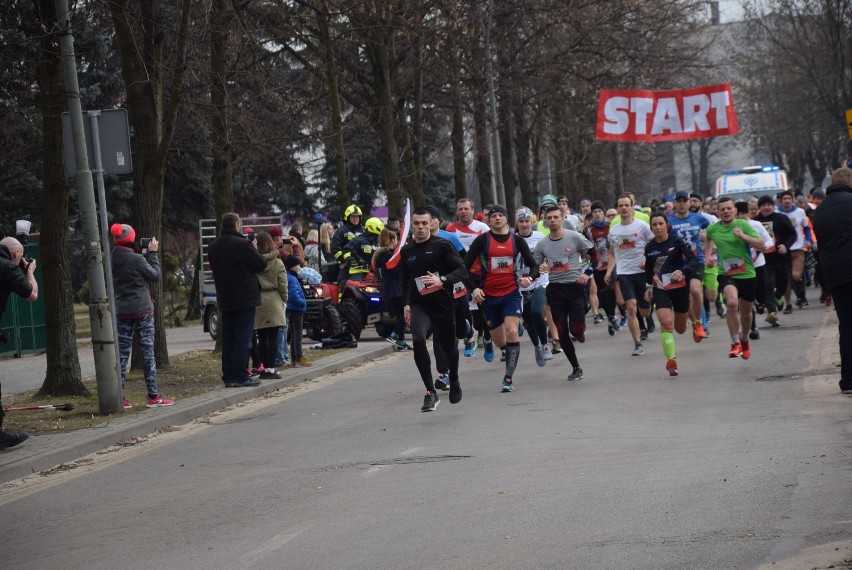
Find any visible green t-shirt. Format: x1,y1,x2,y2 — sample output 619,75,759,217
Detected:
706,219,759,279
609,211,650,228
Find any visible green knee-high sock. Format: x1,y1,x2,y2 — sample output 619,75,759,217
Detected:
661,332,676,360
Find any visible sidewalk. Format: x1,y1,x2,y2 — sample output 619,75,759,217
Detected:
0,342,395,484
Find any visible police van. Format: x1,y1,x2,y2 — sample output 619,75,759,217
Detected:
715,166,789,202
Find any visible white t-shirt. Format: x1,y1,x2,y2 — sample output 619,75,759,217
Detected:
748,219,772,268
516,231,547,291
609,219,653,275
778,206,807,250
446,219,490,252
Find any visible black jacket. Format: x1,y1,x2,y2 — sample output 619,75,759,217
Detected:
330,221,363,262
208,229,267,311
811,184,852,291
0,244,32,317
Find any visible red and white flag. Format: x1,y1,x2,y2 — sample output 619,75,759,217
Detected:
595,83,739,143
385,198,410,270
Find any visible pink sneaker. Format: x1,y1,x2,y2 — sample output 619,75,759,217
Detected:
146,394,175,408
122,400,133,409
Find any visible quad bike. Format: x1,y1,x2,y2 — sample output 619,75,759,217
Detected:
337,273,399,341
300,267,343,341
317,262,397,341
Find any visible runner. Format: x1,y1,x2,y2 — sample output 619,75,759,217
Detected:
515,207,552,366
668,190,710,342
735,201,774,339
464,205,539,392
425,205,470,391
533,206,594,380
752,195,796,327
604,193,655,356
585,201,621,335
704,197,767,359
777,190,812,311
644,213,700,376
446,198,491,357
401,208,468,411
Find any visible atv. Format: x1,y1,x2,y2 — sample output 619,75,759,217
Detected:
299,267,343,341
337,273,398,341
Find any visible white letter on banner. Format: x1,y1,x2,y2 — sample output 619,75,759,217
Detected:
710,90,730,129
603,97,629,135
630,97,654,135
682,94,711,132
651,97,682,135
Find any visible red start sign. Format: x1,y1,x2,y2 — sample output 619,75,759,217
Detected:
595,84,740,143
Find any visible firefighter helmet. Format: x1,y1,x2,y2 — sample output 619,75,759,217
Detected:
344,205,362,219
364,217,384,236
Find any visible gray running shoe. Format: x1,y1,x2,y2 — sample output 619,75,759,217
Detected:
632,344,645,356
535,345,546,367
421,391,439,412
567,367,584,381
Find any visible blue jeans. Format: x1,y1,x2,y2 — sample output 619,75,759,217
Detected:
276,320,289,364
221,308,256,384
117,313,158,397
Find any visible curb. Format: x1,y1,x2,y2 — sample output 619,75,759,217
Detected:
0,343,396,484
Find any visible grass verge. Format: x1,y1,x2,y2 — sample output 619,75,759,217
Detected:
2,347,344,436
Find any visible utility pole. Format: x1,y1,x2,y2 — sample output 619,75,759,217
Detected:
483,0,504,206
55,0,121,414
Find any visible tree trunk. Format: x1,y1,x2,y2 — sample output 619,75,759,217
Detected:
365,37,404,215
448,23,466,202
316,4,349,218
515,98,533,212
498,95,516,216
36,0,87,397
472,92,492,205
108,0,191,368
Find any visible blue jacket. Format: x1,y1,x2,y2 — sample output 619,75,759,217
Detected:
286,271,307,312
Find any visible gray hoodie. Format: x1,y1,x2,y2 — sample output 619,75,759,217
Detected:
111,245,160,319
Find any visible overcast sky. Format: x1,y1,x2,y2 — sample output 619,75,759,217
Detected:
717,0,745,23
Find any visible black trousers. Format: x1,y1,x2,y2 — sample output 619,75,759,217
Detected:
410,303,457,393
830,281,852,391
764,255,789,312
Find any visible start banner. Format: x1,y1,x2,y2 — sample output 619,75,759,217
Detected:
596,84,739,142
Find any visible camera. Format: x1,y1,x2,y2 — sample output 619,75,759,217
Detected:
140,237,153,254
246,232,256,242
18,258,33,272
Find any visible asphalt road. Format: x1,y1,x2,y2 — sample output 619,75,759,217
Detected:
1,304,850,569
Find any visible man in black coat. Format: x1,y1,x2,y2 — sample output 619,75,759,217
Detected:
811,167,852,394
0,237,38,449
208,212,267,387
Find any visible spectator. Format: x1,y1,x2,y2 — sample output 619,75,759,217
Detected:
386,215,402,234
269,225,303,262
109,224,174,409
0,236,38,450
304,229,321,272
373,228,407,349
319,222,335,263
285,255,310,367
254,232,288,379
811,167,852,394
208,212,267,388
289,221,305,249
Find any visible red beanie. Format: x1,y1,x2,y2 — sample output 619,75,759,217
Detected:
110,223,136,245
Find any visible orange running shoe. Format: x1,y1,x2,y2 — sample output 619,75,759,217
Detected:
728,342,743,358
665,358,679,377
692,322,707,343
740,339,750,360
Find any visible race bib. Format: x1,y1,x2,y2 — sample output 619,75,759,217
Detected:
490,255,514,274
415,274,443,295
660,273,686,290
723,257,746,276
550,257,570,273
452,281,467,299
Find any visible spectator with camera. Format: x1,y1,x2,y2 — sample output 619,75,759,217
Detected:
0,236,38,449
110,224,174,409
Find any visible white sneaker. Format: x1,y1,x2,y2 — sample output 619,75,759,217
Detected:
541,344,554,361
